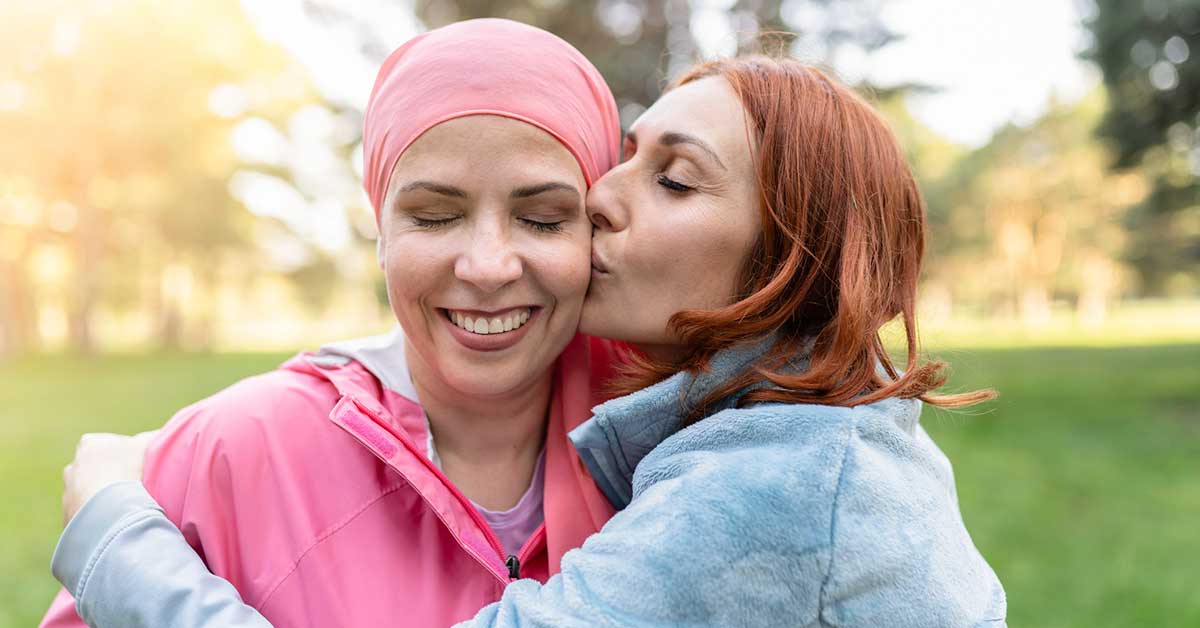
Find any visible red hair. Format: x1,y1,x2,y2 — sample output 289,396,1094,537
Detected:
611,56,994,423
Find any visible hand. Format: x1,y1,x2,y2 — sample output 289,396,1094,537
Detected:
62,430,160,526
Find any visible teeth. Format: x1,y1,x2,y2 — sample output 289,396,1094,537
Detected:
448,308,532,336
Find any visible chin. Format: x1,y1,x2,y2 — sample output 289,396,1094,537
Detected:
443,367,528,398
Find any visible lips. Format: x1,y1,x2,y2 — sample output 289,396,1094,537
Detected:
439,306,541,352
591,251,610,274
444,307,532,335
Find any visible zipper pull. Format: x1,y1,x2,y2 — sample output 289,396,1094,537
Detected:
505,555,520,579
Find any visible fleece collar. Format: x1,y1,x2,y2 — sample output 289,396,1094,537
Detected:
568,335,796,509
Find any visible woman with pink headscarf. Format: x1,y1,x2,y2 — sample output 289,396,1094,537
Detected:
40,18,625,628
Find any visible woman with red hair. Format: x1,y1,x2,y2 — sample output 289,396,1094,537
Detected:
50,55,1005,627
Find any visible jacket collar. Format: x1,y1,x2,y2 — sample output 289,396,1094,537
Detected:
568,335,793,509
314,325,421,403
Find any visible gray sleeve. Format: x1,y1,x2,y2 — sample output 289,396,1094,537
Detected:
52,482,273,628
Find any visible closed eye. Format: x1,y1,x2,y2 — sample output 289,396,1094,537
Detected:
656,174,694,193
521,218,565,233
412,216,460,229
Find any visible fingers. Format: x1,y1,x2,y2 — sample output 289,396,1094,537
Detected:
132,429,161,445
79,432,124,445
63,431,155,527
62,462,74,527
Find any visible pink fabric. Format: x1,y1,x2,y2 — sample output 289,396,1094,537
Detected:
362,18,621,215
41,334,619,628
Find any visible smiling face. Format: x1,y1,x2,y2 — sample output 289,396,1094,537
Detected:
378,115,591,398
580,77,762,359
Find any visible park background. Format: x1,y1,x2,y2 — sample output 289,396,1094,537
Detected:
1,0,1197,626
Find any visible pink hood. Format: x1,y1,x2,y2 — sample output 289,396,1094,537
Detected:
41,332,619,627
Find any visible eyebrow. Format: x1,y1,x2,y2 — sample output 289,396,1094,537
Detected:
510,181,580,199
397,180,468,198
395,180,579,201
659,131,727,171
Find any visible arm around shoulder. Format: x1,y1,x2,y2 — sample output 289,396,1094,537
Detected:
51,482,272,628
39,369,312,628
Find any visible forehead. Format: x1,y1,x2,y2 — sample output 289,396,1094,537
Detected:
630,77,752,153
396,115,583,178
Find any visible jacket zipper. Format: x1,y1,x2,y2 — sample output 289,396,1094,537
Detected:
509,523,548,580
349,397,534,585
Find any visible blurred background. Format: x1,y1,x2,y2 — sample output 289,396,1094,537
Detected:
0,0,1196,626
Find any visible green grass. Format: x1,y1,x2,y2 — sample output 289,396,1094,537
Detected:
0,352,291,628
2,345,1198,627
922,344,1200,627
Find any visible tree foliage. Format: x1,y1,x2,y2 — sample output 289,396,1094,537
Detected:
414,0,898,122
0,0,308,353
1086,0,1200,294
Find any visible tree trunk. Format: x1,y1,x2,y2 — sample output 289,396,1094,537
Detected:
0,255,39,358
67,210,102,355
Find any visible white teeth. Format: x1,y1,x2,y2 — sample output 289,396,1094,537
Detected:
448,307,532,335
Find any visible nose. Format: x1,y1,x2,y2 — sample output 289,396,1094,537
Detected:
454,219,522,292
585,166,629,234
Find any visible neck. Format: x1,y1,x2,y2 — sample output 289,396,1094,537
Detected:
405,340,550,510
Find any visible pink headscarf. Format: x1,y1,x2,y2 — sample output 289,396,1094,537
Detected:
362,18,622,216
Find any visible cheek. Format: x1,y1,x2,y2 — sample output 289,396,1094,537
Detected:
528,237,591,302
652,212,752,306
382,234,444,305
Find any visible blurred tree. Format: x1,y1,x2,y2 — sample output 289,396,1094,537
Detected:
929,91,1147,325
413,0,899,124
1086,0,1200,294
0,182,44,357
0,0,308,353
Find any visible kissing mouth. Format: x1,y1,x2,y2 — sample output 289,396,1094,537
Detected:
591,252,610,274
440,306,534,335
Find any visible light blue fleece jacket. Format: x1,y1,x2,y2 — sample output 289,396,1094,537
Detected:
52,338,1006,627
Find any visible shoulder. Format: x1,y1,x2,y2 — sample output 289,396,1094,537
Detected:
628,402,864,540
635,399,871,490
633,396,951,539
144,358,368,484
659,394,928,472
164,364,338,442
142,356,398,537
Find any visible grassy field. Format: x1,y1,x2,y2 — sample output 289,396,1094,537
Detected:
2,343,1198,627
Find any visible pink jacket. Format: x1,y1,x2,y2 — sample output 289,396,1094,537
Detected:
41,333,618,627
